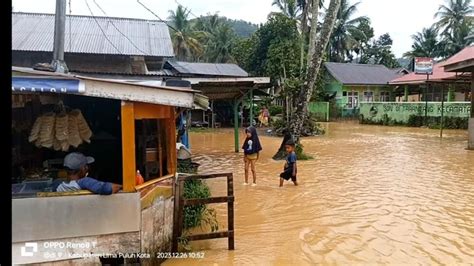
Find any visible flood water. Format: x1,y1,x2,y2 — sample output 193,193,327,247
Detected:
164,122,474,265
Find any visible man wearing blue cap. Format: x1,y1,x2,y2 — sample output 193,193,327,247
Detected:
56,152,122,195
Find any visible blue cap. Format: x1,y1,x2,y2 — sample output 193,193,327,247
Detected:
63,152,95,170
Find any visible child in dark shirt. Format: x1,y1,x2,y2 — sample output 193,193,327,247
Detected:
279,140,298,187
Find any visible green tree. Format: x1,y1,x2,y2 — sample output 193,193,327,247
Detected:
205,24,237,63
403,26,442,59
272,0,301,19
242,13,300,80
434,0,473,56
351,19,374,60
329,0,370,62
435,0,473,36
360,33,400,68
168,5,205,61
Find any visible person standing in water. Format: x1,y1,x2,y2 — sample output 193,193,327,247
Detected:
242,126,262,186
280,140,298,187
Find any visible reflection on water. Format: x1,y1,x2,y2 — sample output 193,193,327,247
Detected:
164,122,474,265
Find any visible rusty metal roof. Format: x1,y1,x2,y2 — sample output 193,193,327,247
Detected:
324,62,400,85
165,61,249,77
12,12,174,57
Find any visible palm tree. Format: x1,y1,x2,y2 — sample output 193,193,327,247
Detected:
168,5,205,60
439,19,474,57
434,0,473,36
272,0,301,19
205,24,236,63
329,0,369,62
403,26,442,59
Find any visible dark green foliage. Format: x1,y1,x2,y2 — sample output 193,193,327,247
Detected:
360,33,400,68
182,179,219,231
233,13,300,80
269,105,284,116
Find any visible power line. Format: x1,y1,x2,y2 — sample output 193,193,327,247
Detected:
84,0,123,54
92,0,148,55
136,0,179,33
174,0,199,19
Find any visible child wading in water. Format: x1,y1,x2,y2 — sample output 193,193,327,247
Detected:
280,140,298,187
242,126,262,186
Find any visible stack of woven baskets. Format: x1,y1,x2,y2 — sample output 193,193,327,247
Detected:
29,109,92,151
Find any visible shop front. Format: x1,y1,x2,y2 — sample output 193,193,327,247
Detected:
11,67,197,265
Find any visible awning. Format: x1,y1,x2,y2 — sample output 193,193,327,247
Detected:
12,67,198,108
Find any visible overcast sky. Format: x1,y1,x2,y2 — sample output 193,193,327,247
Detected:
12,0,447,57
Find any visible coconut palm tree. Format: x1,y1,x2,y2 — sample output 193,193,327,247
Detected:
205,24,237,63
434,0,473,36
272,0,301,19
329,0,369,62
439,19,474,57
168,5,205,60
403,26,442,59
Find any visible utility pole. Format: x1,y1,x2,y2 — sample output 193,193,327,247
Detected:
52,0,68,73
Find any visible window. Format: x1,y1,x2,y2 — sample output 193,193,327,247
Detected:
347,91,359,108
363,91,374,102
380,92,390,102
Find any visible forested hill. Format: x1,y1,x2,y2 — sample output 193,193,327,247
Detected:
225,18,259,37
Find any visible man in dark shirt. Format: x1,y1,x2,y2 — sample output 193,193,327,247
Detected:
56,152,121,195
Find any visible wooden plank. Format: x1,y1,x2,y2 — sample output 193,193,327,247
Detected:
134,102,172,119
37,190,92,197
227,173,235,250
183,196,234,206
187,231,231,241
178,173,233,182
172,179,184,252
135,174,174,191
171,178,180,252
176,180,185,249
121,101,136,192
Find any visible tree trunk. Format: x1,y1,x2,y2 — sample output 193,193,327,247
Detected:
306,0,320,71
290,0,341,141
299,0,310,74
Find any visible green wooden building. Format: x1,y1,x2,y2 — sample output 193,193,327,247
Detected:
322,62,405,118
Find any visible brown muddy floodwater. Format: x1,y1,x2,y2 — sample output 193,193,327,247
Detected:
164,122,474,265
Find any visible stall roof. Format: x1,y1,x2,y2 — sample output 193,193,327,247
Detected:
12,67,198,108
182,77,272,100
165,61,249,77
12,12,174,57
442,46,474,72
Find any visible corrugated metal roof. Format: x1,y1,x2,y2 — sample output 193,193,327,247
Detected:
324,62,401,85
12,12,174,57
166,61,248,77
440,45,474,67
389,63,458,84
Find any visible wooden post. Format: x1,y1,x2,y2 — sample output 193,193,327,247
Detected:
172,178,183,252
166,107,177,175
249,88,253,126
234,100,239,153
469,73,474,150
440,86,444,138
157,120,163,177
404,85,409,102
227,173,234,250
121,101,136,192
